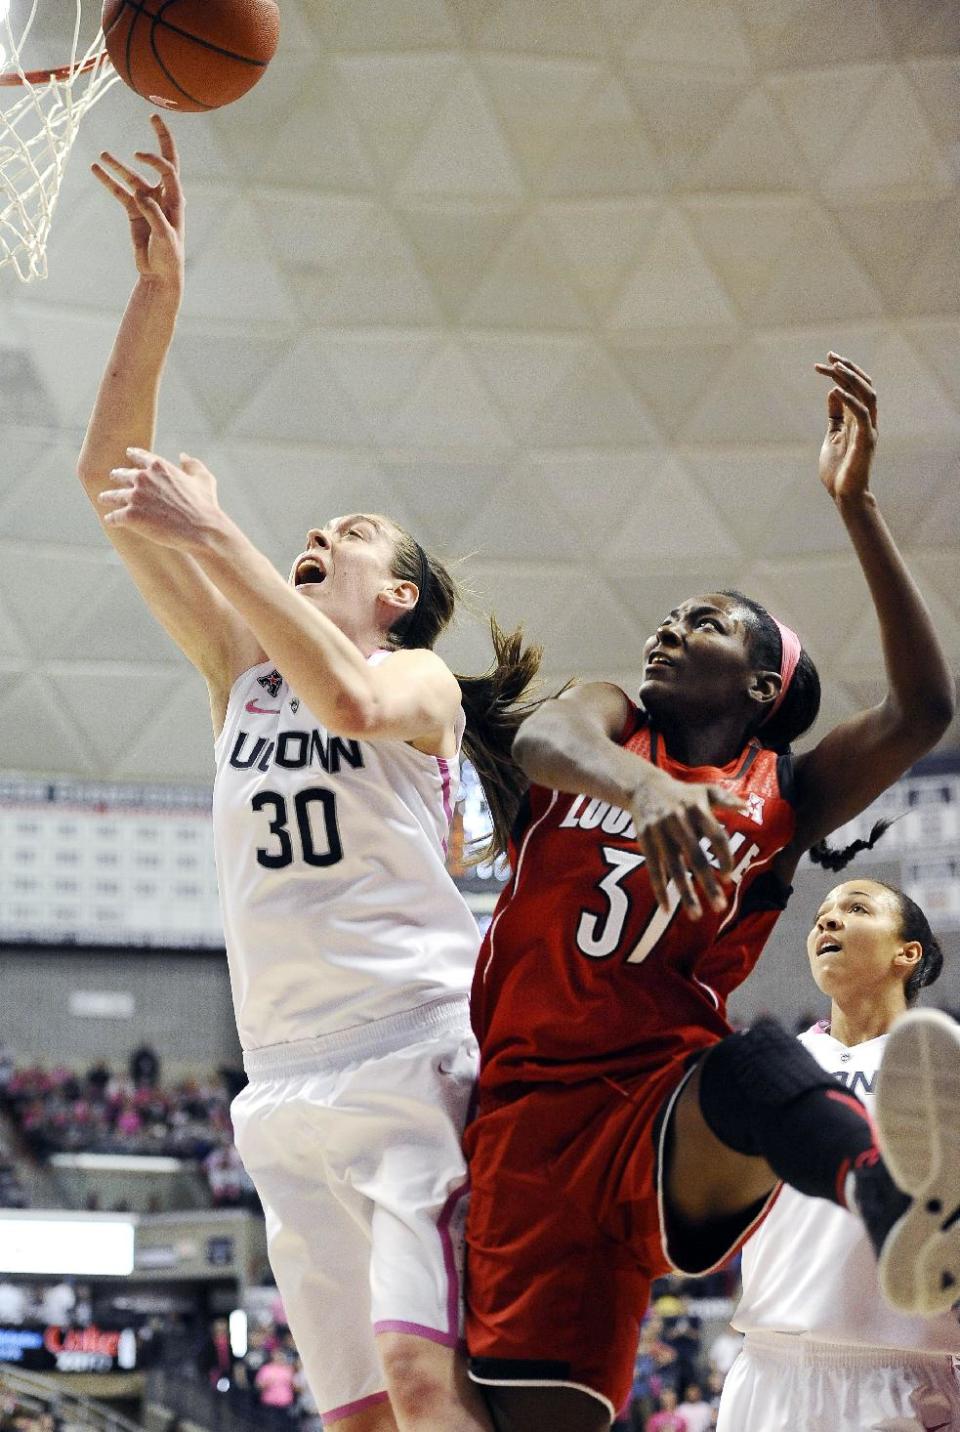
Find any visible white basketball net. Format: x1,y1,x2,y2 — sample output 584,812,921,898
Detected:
0,0,118,281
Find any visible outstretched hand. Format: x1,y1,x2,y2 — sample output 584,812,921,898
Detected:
815,353,878,503
92,114,184,284
99,448,222,551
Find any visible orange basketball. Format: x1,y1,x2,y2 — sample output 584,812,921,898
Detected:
101,0,280,113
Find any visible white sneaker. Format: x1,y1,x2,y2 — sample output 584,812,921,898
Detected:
874,1008,960,1315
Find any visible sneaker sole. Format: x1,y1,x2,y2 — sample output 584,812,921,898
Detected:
875,1009,960,1316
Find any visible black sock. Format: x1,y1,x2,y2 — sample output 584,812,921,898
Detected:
751,1084,879,1207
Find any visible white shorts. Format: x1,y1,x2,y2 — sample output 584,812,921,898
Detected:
231,997,476,1425
716,1330,960,1432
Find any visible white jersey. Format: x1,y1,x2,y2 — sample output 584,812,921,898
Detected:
212,656,480,1052
732,1026,960,1355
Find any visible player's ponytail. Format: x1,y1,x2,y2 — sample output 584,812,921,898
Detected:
457,619,546,863
388,526,546,861
868,882,945,1005
808,819,893,872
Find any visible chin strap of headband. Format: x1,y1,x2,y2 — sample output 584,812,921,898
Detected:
762,618,802,723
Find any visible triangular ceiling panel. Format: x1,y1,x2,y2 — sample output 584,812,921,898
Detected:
542,199,663,314
873,0,960,57
542,79,665,197
0,2,955,791
385,343,516,450
602,457,743,567
821,71,953,195
0,444,106,548
770,64,891,181
476,56,602,180
321,332,442,442
611,337,736,439
318,0,458,50
44,667,186,773
112,673,220,782
524,343,660,447
682,342,812,444
461,218,590,329
396,201,520,321
231,334,371,445
463,334,589,440
607,209,739,336
397,67,525,200
735,0,894,69
253,193,442,326
690,88,808,192
336,55,461,174
473,0,605,57
683,197,884,326
0,673,96,775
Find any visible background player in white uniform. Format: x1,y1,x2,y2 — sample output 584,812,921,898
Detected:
717,878,960,1432
73,115,542,1432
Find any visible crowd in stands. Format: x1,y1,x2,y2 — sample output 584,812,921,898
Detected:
612,1272,742,1431
202,1301,321,1432
191,1270,740,1432
0,1044,256,1210
0,1280,90,1328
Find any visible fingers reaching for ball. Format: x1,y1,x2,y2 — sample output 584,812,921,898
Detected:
92,117,185,284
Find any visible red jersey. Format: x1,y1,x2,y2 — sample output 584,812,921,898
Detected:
472,713,797,1091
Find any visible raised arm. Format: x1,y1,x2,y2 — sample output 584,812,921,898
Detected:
785,354,956,860
513,683,745,918
76,115,258,720
97,450,462,754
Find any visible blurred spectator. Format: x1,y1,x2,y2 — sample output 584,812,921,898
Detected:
204,1143,257,1208
0,1280,26,1323
39,1280,75,1327
255,1348,297,1426
704,1368,725,1409
658,1296,702,1390
85,1061,110,1097
646,1387,687,1432
129,1044,160,1088
0,1154,28,1210
676,1383,712,1432
203,1317,232,1389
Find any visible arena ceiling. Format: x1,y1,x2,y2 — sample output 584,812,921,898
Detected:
0,0,957,783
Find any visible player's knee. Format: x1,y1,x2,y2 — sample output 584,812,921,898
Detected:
377,1334,454,1421
698,1018,837,1155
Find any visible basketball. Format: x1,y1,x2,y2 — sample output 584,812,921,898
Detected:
101,0,280,112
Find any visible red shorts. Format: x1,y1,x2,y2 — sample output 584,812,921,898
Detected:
464,1052,777,1417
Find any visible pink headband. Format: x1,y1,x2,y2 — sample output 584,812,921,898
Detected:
763,618,802,723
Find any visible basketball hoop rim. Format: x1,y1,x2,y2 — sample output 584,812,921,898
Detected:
0,50,110,86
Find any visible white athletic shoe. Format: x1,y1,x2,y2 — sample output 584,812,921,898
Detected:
874,1008,960,1316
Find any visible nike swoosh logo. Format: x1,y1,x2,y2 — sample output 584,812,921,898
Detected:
245,701,280,715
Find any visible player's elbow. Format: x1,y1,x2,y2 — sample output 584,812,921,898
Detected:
327,692,380,741
511,707,559,776
915,683,957,741
887,682,956,753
